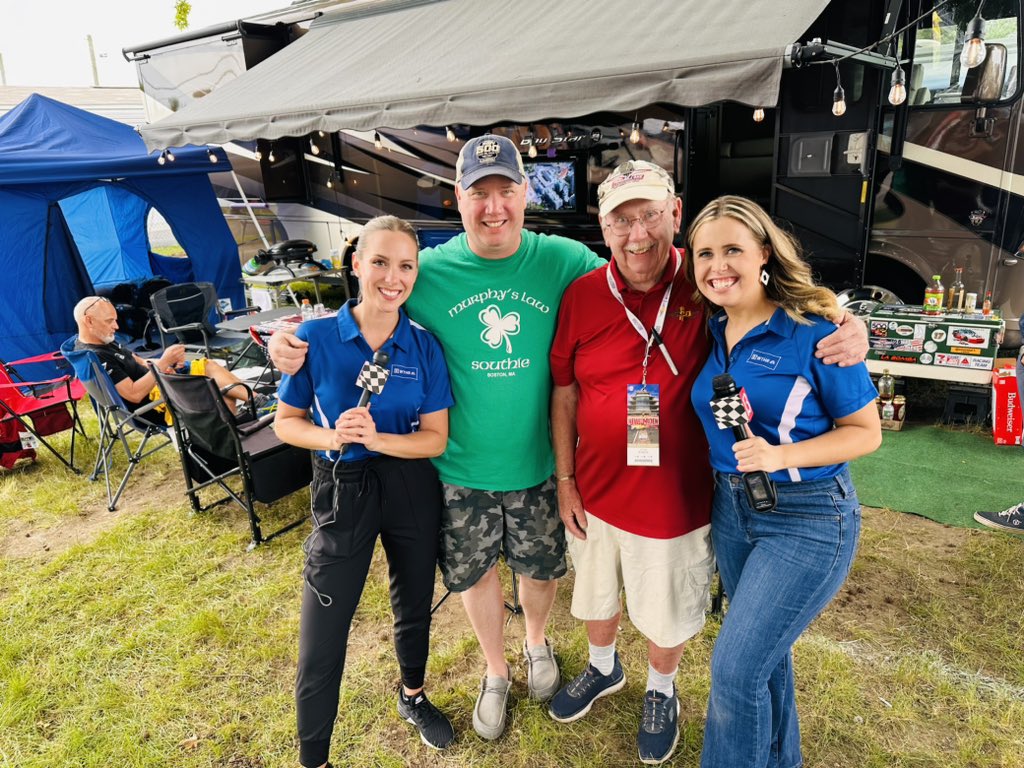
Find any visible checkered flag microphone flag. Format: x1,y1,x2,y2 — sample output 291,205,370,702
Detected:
356,355,390,396
710,373,753,430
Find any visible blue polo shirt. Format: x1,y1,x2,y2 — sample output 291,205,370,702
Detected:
278,301,454,462
691,308,877,483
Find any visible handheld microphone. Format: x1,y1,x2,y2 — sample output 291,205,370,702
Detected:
340,349,391,454
710,373,777,512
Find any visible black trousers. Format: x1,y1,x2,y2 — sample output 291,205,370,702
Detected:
296,454,442,768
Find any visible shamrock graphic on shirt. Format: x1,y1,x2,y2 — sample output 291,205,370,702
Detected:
478,304,520,353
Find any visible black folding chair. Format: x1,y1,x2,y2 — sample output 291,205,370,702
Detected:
151,367,310,550
149,282,256,364
59,338,172,510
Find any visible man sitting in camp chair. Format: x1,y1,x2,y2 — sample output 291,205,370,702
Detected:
72,296,272,423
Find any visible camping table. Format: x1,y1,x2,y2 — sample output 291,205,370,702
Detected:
242,266,350,308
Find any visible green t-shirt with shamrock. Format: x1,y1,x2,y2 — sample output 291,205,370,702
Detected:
406,229,604,491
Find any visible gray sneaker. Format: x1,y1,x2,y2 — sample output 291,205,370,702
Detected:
472,666,511,740
523,639,560,701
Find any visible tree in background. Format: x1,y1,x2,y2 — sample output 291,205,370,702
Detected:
174,1,191,30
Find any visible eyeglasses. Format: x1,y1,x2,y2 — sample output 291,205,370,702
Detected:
604,206,667,237
84,296,112,316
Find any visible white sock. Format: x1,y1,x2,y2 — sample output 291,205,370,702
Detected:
646,664,677,697
588,642,616,676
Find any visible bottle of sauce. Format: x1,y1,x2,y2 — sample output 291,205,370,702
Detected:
947,267,965,311
923,274,944,315
982,291,993,316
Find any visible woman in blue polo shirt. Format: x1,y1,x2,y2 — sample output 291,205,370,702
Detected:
686,196,881,768
274,216,455,767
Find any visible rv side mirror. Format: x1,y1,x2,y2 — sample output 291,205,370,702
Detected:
961,43,1008,104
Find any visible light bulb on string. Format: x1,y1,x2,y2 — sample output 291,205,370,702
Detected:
157,151,166,166
662,121,670,133
832,63,847,117
268,143,276,163
526,133,538,158
445,125,456,142
753,108,765,123
961,8,987,69
374,131,383,150
165,148,175,162
629,121,640,144
254,146,262,161
888,65,907,105
310,138,320,156
207,148,218,163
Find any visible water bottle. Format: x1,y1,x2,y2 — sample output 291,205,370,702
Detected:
313,302,326,318
300,298,314,322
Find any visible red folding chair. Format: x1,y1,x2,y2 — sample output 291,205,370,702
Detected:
0,351,87,472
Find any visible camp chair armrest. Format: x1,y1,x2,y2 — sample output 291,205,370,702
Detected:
222,305,261,320
0,374,72,390
131,397,166,417
237,412,276,436
157,319,207,336
7,351,63,367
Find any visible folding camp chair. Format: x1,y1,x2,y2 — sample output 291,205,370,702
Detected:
151,366,311,550
0,351,87,472
59,337,172,510
149,282,257,364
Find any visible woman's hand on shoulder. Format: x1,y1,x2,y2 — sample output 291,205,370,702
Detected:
733,435,785,474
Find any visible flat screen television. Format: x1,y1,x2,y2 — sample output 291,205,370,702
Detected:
524,157,579,214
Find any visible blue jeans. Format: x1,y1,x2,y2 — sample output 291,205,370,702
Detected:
701,469,861,768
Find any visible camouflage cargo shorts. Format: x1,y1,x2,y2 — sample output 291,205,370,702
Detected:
439,477,567,592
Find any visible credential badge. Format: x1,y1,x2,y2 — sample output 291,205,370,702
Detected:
475,139,501,165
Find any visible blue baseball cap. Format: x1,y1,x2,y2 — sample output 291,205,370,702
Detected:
455,134,526,189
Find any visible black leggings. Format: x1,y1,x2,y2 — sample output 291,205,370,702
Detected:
296,454,442,768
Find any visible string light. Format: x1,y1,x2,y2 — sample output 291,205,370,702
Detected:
832,62,847,117
888,64,907,105
526,133,538,158
961,1,988,69
662,121,670,133
254,145,262,161
445,125,456,142
207,148,218,163
309,137,321,156
157,151,166,166
753,108,765,123
629,119,641,144
373,131,383,150
164,148,175,162
268,143,276,163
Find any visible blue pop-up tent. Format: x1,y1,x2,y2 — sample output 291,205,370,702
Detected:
0,94,243,370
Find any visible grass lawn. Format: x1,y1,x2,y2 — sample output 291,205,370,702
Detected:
2,410,1023,767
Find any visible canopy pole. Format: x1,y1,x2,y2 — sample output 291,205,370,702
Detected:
230,170,271,249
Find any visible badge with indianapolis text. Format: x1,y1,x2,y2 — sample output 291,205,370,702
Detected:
626,383,660,466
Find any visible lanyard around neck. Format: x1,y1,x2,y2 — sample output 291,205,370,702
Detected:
606,248,682,384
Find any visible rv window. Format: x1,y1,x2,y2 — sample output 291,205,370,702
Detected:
911,10,1019,106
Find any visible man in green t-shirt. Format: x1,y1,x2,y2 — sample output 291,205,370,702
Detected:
269,134,605,742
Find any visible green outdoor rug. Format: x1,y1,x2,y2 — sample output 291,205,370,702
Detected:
849,424,1024,528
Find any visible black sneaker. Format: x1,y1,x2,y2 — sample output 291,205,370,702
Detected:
637,686,680,765
975,503,1024,534
548,652,626,723
397,690,455,750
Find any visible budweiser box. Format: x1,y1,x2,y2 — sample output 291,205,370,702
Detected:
992,359,1022,446
867,304,1004,372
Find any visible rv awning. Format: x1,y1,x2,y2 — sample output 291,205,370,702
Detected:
140,0,830,151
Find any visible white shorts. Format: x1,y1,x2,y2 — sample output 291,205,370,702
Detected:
567,515,714,649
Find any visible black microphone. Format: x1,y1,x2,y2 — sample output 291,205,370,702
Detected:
710,373,777,512
340,349,391,454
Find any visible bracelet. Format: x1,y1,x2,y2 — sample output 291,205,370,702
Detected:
556,474,574,482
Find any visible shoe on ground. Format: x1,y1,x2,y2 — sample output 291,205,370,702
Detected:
523,639,560,701
637,686,680,765
974,503,1024,534
472,666,511,740
548,652,626,723
397,690,455,750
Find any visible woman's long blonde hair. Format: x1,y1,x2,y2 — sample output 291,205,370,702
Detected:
684,195,840,324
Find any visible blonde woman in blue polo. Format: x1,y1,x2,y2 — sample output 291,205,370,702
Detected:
686,196,881,768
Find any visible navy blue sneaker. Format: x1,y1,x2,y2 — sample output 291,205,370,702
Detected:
548,652,626,723
637,686,680,765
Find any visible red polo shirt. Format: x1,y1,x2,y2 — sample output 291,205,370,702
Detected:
550,248,712,538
